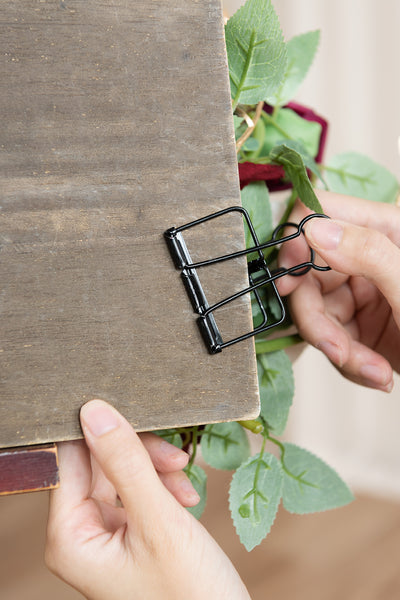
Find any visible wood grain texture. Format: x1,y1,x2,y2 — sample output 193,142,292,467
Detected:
0,444,59,495
0,0,259,448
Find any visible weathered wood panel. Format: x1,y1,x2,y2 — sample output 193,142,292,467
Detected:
0,0,259,448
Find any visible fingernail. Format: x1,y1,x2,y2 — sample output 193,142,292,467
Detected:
80,400,120,437
305,218,343,250
180,478,200,504
360,365,394,392
317,340,344,367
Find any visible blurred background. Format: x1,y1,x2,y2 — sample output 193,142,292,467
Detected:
240,0,400,501
1,1,400,598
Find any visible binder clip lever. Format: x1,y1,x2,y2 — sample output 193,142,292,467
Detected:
164,207,330,354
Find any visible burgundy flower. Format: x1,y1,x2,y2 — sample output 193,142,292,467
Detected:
238,102,328,191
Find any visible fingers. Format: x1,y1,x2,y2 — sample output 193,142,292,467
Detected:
139,432,189,473
288,274,351,366
337,339,394,392
303,217,400,328
47,440,92,518
138,434,199,507
79,400,197,529
289,259,394,392
278,192,400,296
315,190,400,245
158,470,201,508
46,441,105,578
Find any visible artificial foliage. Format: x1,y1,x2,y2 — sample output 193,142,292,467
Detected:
157,0,399,551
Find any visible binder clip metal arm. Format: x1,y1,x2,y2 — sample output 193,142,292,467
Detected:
164,206,330,354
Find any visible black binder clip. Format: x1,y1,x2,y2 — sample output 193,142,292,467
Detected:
164,207,330,354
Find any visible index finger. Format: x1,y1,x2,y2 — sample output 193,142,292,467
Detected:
303,216,400,328
316,190,400,245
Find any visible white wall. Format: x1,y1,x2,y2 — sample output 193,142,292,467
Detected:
223,0,400,497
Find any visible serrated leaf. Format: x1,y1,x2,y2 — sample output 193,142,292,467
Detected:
267,30,320,106
280,138,327,188
225,0,287,108
229,451,283,551
325,152,399,204
184,464,207,519
200,422,251,470
257,350,294,435
281,443,354,514
241,181,273,249
269,143,324,212
154,429,183,449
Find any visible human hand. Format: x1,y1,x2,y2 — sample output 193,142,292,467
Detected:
45,400,250,600
278,190,400,392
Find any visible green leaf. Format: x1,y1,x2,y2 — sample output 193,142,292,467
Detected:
184,464,207,519
276,138,327,188
268,108,322,158
257,350,294,435
244,107,322,162
325,152,399,204
240,182,276,328
201,422,251,470
233,114,245,131
225,0,287,108
154,429,183,449
266,30,320,106
269,143,324,212
281,443,354,514
242,137,260,152
240,181,273,249
229,450,283,551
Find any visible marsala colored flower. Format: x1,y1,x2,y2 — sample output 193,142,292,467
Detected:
238,102,328,190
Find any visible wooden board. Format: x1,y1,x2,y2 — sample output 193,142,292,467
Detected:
0,0,259,449
0,444,59,495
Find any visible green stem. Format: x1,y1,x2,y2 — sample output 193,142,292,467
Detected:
266,431,317,489
255,437,267,480
237,155,273,165
232,29,257,112
255,333,303,354
321,164,372,184
202,428,239,447
188,426,199,468
241,433,270,522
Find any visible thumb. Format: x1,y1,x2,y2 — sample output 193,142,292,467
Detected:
303,217,400,323
80,400,173,525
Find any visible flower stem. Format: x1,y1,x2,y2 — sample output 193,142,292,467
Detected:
236,101,264,153
255,333,303,355
188,426,199,468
